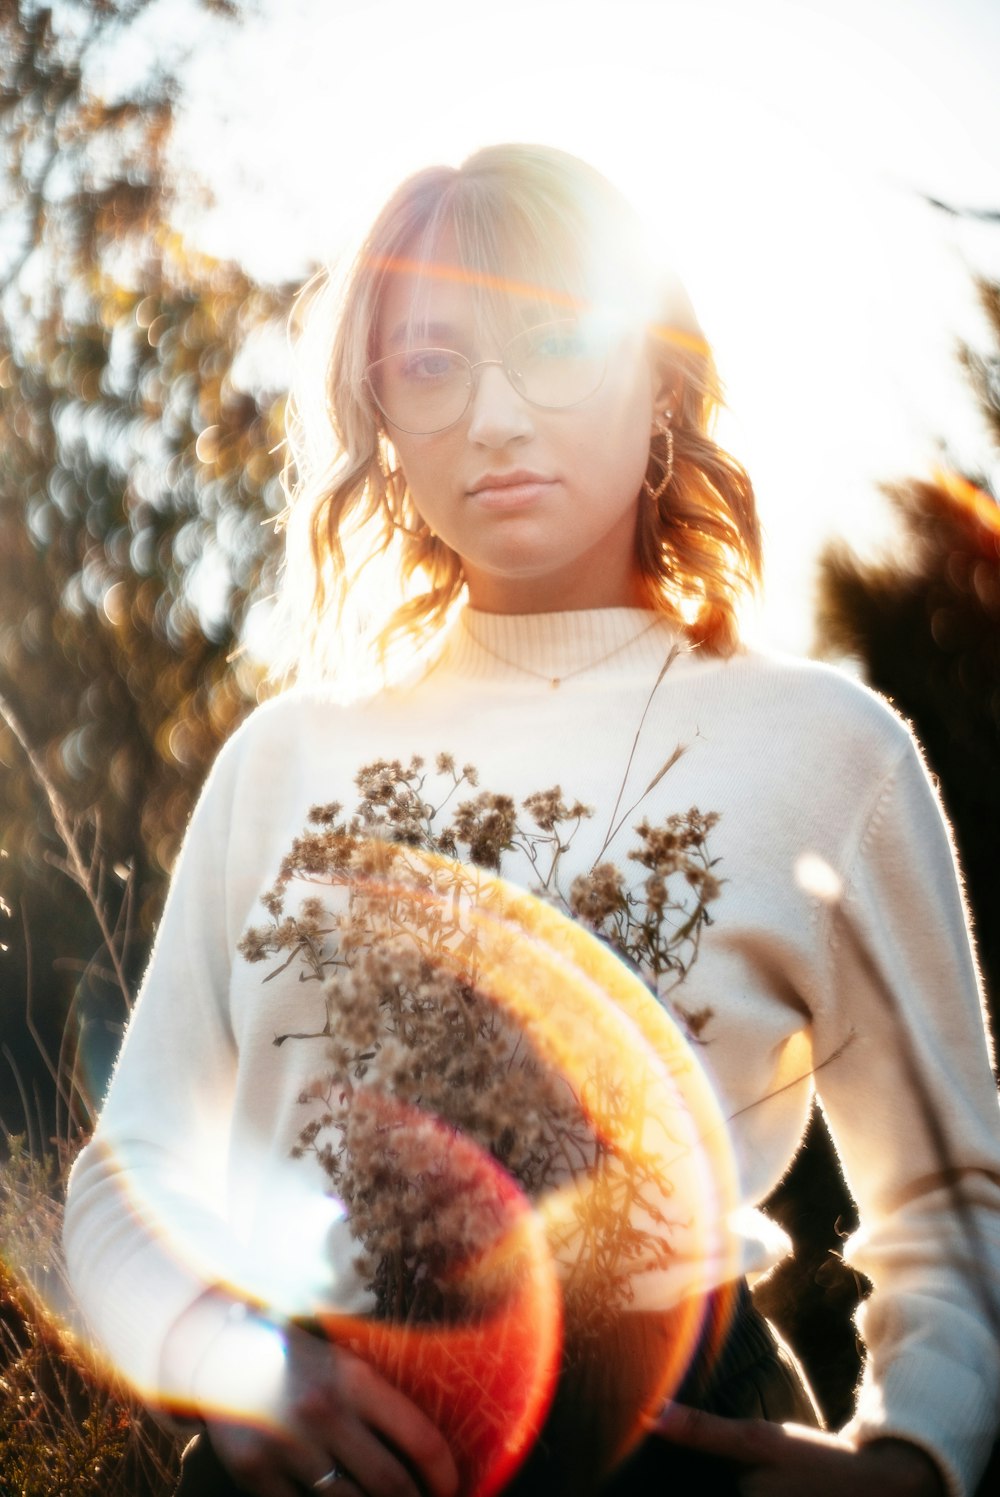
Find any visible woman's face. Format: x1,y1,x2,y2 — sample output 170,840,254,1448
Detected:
373,233,662,614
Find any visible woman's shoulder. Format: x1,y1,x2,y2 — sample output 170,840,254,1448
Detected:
723,646,919,769
223,682,362,748
198,684,361,796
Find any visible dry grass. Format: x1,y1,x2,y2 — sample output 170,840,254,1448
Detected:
0,1139,183,1496
0,688,182,1494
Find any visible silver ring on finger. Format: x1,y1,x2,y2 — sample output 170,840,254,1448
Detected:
313,1467,347,1492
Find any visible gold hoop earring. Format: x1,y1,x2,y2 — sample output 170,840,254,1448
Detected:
643,416,674,503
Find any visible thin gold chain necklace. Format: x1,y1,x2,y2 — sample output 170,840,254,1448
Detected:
461,615,663,689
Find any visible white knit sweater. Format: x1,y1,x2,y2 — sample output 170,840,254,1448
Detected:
64,607,1000,1494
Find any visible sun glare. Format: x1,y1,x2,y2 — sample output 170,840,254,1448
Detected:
169,0,999,659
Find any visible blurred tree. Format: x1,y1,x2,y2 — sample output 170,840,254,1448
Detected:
0,0,294,1123
816,276,1000,1027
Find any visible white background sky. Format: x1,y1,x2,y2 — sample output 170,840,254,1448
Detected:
158,0,1000,654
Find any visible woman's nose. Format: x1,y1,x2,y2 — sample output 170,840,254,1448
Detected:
465,362,534,447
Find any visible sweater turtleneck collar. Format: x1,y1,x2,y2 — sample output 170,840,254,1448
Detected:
443,605,687,686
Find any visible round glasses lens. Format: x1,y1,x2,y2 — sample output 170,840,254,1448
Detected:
369,349,471,433
505,319,607,409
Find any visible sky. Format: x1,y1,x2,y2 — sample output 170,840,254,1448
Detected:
159,0,1000,655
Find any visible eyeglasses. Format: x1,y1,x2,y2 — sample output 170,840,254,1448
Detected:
364,317,610,435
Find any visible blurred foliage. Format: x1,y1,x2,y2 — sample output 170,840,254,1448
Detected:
0,0,295,1115
0,2,296,1489
816,275,1000,1028
0,1260,181,1495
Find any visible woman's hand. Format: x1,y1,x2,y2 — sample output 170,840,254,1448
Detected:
652,1403,946,1497
163,1290,457,1497
199,1320,459,1497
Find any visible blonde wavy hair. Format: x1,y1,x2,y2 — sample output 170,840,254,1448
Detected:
277,144,762,690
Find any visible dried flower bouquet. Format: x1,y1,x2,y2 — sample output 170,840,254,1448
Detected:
238,742,732,1492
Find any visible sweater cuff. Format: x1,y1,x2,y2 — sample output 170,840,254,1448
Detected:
76,1240,249,1401
842,1351,998,1497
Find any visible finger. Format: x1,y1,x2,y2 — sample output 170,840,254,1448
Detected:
306,1474,364,1497
280,1334,457,1497
341,1360,459,1497
271,1409,419,1497
651,1402,778,1464
283,1438,371,1497
323,1414,434,1497
290,1387,429,1497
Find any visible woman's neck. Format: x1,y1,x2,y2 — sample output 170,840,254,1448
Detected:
446,603,685,689
462,557,650,615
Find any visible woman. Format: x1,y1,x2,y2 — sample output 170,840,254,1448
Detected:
64,145,1000,1497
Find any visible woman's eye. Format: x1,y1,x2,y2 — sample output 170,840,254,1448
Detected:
400,350,460,381
536,334,581,357
524,324,597,360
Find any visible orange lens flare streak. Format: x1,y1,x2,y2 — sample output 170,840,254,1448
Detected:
367,253,586,310
314,1095,561,1497
932,467,1000,539
366,254,709,357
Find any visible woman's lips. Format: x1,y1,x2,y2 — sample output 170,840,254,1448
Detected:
467,473,556,508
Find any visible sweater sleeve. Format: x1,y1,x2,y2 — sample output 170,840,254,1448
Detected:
63,723,263,1400
811,732,1000,1496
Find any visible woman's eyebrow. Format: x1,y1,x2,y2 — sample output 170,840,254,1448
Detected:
384,320,463,350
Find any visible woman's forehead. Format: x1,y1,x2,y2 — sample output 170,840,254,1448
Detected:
375,256,584,352
378,217,640,346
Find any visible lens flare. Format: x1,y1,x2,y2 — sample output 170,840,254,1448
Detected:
55,847,738,1492
400,856,740,1473
315,1093,561,1497
932,468,1000,542
366,255,707,359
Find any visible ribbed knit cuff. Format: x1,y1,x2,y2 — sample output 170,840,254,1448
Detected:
87,1242,222,1398
842,1352,998,1497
